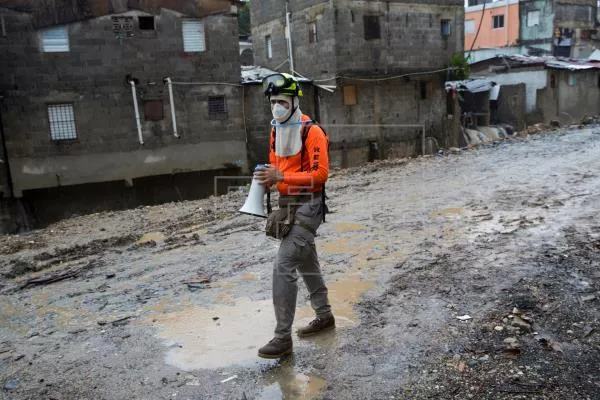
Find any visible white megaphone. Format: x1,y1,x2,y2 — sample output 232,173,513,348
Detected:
239,165,267,218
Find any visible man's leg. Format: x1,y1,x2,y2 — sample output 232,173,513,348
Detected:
298,239,331,317
272,234,301,339
258,231,302,358
294,200,335,337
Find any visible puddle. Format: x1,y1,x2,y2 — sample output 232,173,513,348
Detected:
241,272,259,281
259,369,327,400
333,222,366,232
153,298,275,370
296,275,374,325
137,231,165,244
152,272,374,371
429,207,464,219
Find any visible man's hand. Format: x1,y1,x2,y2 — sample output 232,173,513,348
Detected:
254,165,283,187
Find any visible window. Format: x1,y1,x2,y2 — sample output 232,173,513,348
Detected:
182,19,205,52
527,10,540,27
112,16,134,38
343,85,357,105
143,100,164,121
40,26,69,52
48,104,77,141
208,96,227,120
550,74,556,89
441,19,451,36
138,16,155,30
493,15,505,29
420,81,427,100
308,22,318,44
363,15,381,40
465,19,476,34
266,35,272,59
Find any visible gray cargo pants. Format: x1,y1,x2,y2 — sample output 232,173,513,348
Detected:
273,194,332,339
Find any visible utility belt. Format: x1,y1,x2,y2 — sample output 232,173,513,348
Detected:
266,192,322,239
278,192,322,208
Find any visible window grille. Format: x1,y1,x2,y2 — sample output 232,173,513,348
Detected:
48,104,77,141
208,96,227,120
441,19,452,36
112,16,134,38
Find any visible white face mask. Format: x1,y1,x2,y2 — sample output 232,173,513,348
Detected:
272,103,292,122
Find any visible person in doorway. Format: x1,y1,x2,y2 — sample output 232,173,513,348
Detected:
253,73,335,359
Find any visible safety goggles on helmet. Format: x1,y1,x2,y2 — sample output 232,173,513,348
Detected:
262,73,303,97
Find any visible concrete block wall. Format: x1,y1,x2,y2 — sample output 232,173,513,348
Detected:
0,7,247,198
555,0,597,28
318,75,446,167
252,1,464,79
536,69,600,124
497,83,526,131
334,1,464,76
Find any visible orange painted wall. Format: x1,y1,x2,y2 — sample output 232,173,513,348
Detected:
465,2,520,51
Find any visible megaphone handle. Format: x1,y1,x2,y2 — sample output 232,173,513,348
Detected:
266,190,272,214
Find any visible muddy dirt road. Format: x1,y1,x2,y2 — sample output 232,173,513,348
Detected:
1,127,599,400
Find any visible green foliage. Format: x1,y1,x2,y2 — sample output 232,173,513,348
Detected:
238,2,251,37
448,53,470,81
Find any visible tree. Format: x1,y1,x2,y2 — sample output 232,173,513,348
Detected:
448,52,470,81
238,1,251,37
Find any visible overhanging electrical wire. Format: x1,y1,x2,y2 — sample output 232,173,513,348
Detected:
304,67,459,84
466,0,488,62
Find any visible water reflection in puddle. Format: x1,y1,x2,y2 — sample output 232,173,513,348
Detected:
258,358,327,400
154,298,274,370
152,271,373,398
137,231,165,244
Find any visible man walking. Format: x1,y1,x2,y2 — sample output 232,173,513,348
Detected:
254,73,335,359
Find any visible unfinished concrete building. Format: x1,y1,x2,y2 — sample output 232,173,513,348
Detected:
520,0,598,57
250,0,465,166
0,0,244,230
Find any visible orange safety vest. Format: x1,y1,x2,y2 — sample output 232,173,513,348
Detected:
269,114,329,196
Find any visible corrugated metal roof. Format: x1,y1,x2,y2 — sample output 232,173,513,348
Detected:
445,78,496,93
504,54,600,71
241,66,311,84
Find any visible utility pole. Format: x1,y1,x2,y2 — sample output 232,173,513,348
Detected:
285,2,295,75
505,0,509,47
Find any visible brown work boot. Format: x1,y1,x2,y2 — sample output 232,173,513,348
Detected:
296,314,335,338
257,337,293,359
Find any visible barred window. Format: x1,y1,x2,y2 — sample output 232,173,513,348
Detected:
48,104,77,141
208,96,227,120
